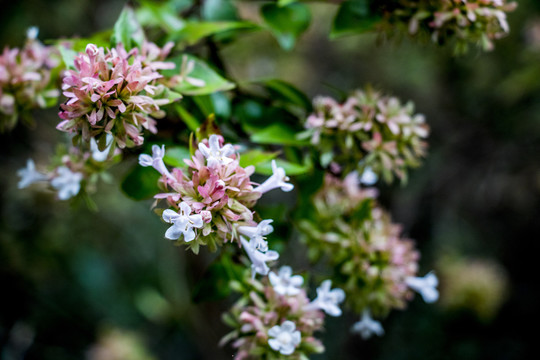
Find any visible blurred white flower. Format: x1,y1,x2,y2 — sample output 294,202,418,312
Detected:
352,309,385,339
269,266,304,296
309,280,345,316
17,159,47,189
268,321,301,355
50,166,83,200
406,271,439,303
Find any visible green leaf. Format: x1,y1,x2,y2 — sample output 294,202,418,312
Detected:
111,6,146,50
136,0,185,33
202,0,238,21
121,164,160,200
255,158,312,176
57,45,77,70
174,104,200,131
192,92,231,119
238,150,279,168
169,21,257,45
330,0,380,39
250,123,308,146
278,0,298,6
163,54,236,96
163,146,191,168
261,3,311,51
260,79,311,110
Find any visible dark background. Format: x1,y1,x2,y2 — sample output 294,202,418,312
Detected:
1,0,539,359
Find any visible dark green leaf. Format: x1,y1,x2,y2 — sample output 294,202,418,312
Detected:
192,92,231,118
330,1,380,39
261,3,311,51
121,164,160,201
191,253,244,303
202,0,239,21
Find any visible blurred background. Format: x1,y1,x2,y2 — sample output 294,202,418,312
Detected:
1,0,539,359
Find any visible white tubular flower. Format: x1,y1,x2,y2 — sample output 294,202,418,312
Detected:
198,134,235,168
253,160,294,194
309,280,345,316
139,144,173,180
17,159,48,189
237,219,274,252
50,166,83,200
90,134,114,162
240,237,279,278
352,309,385,340
405,271,439,303
269,266,304,296
268,321,301,356
162,202,204,242
359,166,378,186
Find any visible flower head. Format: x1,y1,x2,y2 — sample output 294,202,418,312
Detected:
1,29,59,131
351,309,384,340
304,88,429,183
406,271,439,303
222,271,325,359
268,321,301,356
269,266,304,296
162,202,204,242
57,42,177,148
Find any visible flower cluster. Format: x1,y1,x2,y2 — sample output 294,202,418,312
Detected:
304,87,429,183
381,0,518,53
17,135,119,201
140,135,293,254
57,42,179,149
0,27,60,131
222,267,344,359
298,172,438,339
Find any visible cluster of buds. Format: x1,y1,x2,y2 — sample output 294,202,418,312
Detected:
382,0,517,53
17,134,119,200
222,266,345,359
0,27,60,131
57,41,180,149
304,87,428,183
140,134,294,255
298,172,438,339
